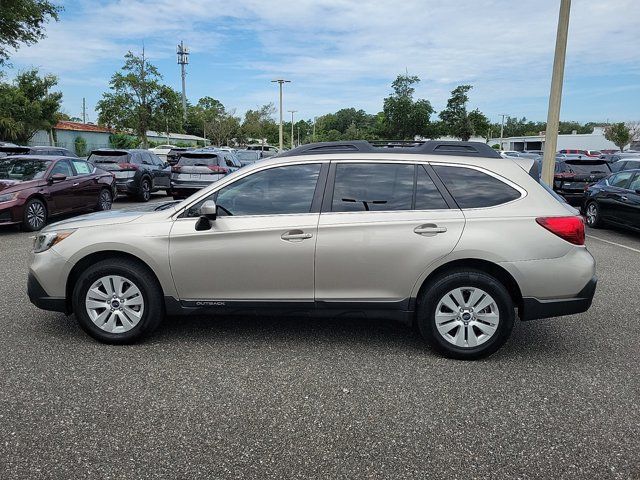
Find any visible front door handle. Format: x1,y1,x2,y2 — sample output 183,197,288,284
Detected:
620,196,628,202
281,230,313,242
414,224,447,235
72,182,79,187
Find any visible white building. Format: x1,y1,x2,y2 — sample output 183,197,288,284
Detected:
493,126,625,152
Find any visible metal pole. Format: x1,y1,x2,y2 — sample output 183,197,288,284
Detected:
313,117,316,142
82,98,86,124
288,110,297,149
499,114,506,150
542,0,571,185
177,41,189,123
271,79,290,151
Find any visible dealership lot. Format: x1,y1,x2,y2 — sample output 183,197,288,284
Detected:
0,196,638,479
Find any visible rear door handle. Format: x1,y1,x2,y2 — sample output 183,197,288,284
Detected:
414,224,447,235
620,196,628,202
281,230,313,242
72,183,79,187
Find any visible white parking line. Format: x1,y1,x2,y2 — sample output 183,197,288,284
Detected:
586,234,640,254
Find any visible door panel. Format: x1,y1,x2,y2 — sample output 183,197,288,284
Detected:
169,214,318,300
315,210,465,302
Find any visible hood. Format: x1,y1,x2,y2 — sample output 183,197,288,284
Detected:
43,201,180,231
0,178,44,193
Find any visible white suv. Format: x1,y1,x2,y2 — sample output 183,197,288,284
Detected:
28,141,596,359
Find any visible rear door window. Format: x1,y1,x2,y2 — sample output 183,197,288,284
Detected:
332,163,414,212
415,166,448,210
433,165,521,208
71,160,93,175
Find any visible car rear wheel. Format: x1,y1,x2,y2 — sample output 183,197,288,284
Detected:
72,258,164,343
96,188,113,211
417,270,515,360
585,201,602,228
138,178,151,202
21,198,47,232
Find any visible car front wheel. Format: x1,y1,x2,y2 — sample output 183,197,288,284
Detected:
21,198,47,232
72,258,164,343
585,201,602,228
417,270,515,360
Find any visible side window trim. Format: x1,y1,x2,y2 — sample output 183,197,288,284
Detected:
423,164,458,209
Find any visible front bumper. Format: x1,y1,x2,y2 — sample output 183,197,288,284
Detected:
520,276,597,321
27,272,68,313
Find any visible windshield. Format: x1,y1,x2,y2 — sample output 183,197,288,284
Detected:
89,153,129,163
0,158,51,181
565,162,610,174
178,155,219,166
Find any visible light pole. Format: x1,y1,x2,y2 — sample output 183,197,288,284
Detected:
499,114,508,150
271,79,291,151
288,110,297,149
313,116,317,142
542,0,571,185
177,41,189,123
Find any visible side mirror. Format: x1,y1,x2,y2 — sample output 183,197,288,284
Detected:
195,200,217,231
635,189,640,195
50,173,67,183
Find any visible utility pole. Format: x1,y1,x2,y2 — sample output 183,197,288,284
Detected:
271,79,291,150
82,98,86,124
177,41,189,122
542,0,571,185
288,110,297,149
313,117,317,142
499,114,507,150
166,118,169,143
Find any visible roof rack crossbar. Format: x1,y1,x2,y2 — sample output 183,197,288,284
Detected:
277,140,501,159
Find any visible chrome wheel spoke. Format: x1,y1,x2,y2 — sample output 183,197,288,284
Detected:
473,321,497,337
450,288,466,308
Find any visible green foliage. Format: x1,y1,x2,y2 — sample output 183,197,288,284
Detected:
0,0,60,65
0,68,62,143
97,51,182,147
74,136,87,157
604,123,631,151
109,133,138,149
491,144,500,149
241,104,278,145
439,85,474,140
185,96,241,146
382,74,435,139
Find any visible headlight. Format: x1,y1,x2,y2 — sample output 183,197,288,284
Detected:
33,229,76,253
0,192,16,203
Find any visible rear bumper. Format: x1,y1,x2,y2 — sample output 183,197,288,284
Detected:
27,272,68,313
520,276,597,321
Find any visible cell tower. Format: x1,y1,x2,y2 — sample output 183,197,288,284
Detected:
177,41,189,122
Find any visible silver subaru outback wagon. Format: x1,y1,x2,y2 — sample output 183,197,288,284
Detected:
28,141,596,359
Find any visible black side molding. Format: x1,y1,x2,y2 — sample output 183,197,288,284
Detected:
520,276,597,321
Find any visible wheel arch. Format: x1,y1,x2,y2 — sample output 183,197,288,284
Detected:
412,258,523,314
65,250,165,313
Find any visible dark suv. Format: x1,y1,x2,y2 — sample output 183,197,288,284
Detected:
0,145,78,158
553,159,611,205
87,149,170,201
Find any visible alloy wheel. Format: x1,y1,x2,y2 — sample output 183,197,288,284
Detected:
27,201,46,230
99,190,112,210
141,181,150,201
434,286,500,348
586,203,598,226
85,275,144,334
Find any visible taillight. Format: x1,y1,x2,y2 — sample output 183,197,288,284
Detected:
118,162,138,170
536,216,585,245
171,166,181,173
208,165,229,173
554,172,575,179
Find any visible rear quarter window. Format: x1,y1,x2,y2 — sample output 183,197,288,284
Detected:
433,165,521,208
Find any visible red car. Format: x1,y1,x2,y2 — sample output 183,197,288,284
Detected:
558,149,601,157
0,155,116,231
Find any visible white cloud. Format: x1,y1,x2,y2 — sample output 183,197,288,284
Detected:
8,0,640,120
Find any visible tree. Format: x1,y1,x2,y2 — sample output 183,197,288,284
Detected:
0,0,60,65
439,85,474,140
0,68,62,143
382,74,435,139
467,109,491,140
604,123,631,152
241,104,277,146
97,51,181,147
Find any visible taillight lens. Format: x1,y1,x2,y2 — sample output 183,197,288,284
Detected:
208,165,229,173
536,216,585,245
118,162,138,170
171,166,181,173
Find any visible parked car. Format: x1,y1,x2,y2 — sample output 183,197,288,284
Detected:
169,150,241,199
0,145,78,158
610,157,640,173
606,153,640,168
558,149,601,157
166,147,193,166
236,149,263,167
148,144,176,162
0,155,115,231
583,169,640,232
553,158,611,205
28,140,596,360
87,149,170,201
246,144,279,157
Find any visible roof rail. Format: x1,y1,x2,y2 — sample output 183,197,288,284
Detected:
277,140,501,159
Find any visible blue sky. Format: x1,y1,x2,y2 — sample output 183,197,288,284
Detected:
7,0,640,125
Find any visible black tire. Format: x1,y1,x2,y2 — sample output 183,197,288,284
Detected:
416,269,515,360
21,197,47,232
72,258,164,344
137,177,151,202
584,201,602,228
96,188,113,211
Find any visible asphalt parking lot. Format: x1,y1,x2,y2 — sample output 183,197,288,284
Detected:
1,195,638,479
